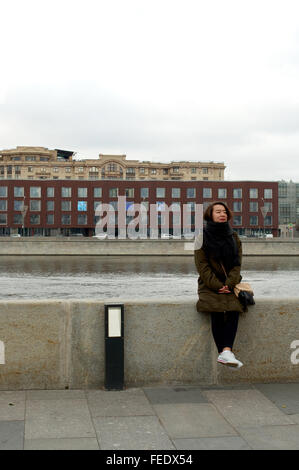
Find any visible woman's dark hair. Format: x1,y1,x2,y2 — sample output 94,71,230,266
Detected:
203,201,233,222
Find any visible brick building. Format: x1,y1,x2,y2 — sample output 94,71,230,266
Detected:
0,180,279,237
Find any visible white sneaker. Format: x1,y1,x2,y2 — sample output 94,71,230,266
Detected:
228,358,243,370
217,350,243,369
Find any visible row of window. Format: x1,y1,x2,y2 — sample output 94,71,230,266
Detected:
1,156,50,162
1,166,90,174
0,186,44,197
0,200,89,212
0,186,274,199
0,214,88,225
0,213,273,227
233,215,273,226
0,163,213,174
0,186,92,198
0,199,273,214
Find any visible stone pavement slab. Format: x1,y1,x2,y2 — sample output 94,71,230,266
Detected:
237,425,299,450
173,436,251,450
254,383,299,415
0,391,26,421
26,390,86,401
143,386,209,404
153,403,237,439
25,398,96,440
0,420,24,450
1,384,299,450
203,389,295,427
288,413,299,424
24,437,100,450
93,415,175,450
87,388,154,417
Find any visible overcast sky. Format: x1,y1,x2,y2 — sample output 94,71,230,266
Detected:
1,0,299,181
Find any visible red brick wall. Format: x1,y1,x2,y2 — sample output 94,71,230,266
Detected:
0,179,279,235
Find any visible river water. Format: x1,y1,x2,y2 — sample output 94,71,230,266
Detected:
0,255,298,300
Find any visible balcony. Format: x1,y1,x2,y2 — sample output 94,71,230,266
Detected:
36,172,51,176
170,170,183,177
102,171,124,180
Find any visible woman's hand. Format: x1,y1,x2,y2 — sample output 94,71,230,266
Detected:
218,285,231,294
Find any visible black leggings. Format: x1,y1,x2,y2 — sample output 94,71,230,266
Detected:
210,311,239,353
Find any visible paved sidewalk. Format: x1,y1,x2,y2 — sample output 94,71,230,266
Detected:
1,382,299,450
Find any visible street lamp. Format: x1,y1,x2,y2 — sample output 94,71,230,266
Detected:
104,303,124,390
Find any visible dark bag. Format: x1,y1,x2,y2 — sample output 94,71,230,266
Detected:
238,290,255,308
220,262,255,309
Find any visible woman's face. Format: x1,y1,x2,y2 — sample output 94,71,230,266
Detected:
212,204,228,223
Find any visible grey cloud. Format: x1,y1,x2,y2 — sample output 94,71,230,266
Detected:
1,81,299,180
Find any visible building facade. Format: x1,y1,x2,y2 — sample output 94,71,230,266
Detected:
0,179,279,237
0,146,225,182
278,180,299,238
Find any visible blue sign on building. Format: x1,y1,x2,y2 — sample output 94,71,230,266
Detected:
78,201,87,211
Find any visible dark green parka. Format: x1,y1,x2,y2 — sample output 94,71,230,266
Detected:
194,232,246,313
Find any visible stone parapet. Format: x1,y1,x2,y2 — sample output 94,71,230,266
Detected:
0,298,298,390
0,238,299,256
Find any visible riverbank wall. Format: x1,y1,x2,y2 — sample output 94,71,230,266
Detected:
0,238,299,256
0,298,298,390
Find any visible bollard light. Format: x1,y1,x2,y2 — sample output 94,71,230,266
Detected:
104,303,124,390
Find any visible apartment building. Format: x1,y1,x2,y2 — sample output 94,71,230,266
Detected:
0,146,225,181
0,179,278,237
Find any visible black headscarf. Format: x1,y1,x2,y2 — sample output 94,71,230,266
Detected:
202,221,240,272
